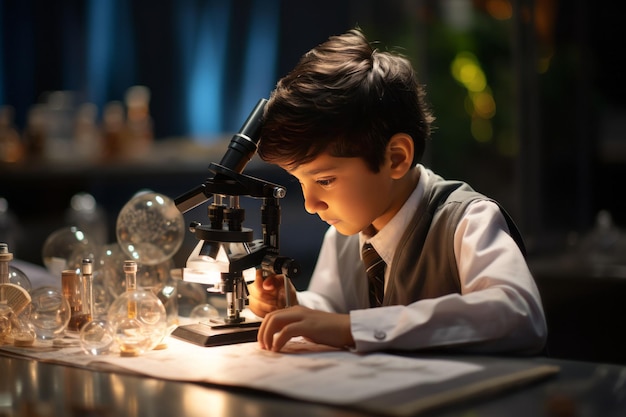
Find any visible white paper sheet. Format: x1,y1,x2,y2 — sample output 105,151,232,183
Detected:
0,335,482,405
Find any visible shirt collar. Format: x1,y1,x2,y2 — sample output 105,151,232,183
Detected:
359,165,428,265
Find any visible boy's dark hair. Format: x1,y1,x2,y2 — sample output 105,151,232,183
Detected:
258,27,435,172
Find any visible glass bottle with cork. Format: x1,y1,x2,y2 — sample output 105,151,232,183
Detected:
0,243,32,345
108,260,168,356
61,269,90,333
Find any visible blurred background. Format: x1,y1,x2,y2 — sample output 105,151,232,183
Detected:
3,0,626,362
1,2,625,286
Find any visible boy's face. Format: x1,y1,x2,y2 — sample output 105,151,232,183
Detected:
286,152,399,236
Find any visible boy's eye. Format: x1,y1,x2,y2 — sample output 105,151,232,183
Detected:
316,178,335,187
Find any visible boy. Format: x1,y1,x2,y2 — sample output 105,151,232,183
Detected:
248,28,547,354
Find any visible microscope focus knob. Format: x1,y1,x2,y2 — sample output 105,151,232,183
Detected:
189,221,201,232
282,258,301,279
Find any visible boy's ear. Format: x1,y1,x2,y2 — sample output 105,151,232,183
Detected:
386,133,414,179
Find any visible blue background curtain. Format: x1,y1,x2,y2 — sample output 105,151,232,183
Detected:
0,0,350,141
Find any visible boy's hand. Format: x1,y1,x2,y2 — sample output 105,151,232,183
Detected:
248,269,298,317
257,305,355,352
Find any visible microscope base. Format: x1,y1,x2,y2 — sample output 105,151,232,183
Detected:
171,320,261,347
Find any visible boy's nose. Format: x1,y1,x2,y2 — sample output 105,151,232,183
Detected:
302,190,327,214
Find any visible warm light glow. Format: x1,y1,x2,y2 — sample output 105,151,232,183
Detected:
472,91,496,118
183,267,256,290
462,66,486,92
182,387,230,415
184,240,256,288
451,52,487,92
451,53,474,82
183,268,223,286
451,51,497,144
485,0,512,20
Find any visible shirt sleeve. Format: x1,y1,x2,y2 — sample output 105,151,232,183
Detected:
296,226,364,313
349,200,548,354
295,238,340,313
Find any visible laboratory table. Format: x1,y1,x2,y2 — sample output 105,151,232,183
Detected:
1,352,625,417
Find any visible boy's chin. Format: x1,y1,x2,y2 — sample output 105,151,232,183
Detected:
332,224,361,236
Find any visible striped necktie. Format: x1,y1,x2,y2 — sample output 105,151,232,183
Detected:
362,243,386,307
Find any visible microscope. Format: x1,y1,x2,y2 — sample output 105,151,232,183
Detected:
171,98,300,347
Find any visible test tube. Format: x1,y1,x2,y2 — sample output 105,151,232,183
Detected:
124,260,138,318
81,259,94,321
0,243,12,341
0,243,12,301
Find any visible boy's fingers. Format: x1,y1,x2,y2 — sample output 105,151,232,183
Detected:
271,323,301,352
262,274,284,290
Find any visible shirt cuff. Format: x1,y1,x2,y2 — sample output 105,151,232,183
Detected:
350,307,404,352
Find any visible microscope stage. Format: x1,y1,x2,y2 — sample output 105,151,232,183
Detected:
171,320,261,347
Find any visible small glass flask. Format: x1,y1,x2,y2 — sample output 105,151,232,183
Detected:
107,260,167,356
30,286,70,340
80,319,114,355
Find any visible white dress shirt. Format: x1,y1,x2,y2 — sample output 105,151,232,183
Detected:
296,165,547,354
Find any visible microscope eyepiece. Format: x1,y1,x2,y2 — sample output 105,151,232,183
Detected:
174,98,268,214
218,98,268,174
